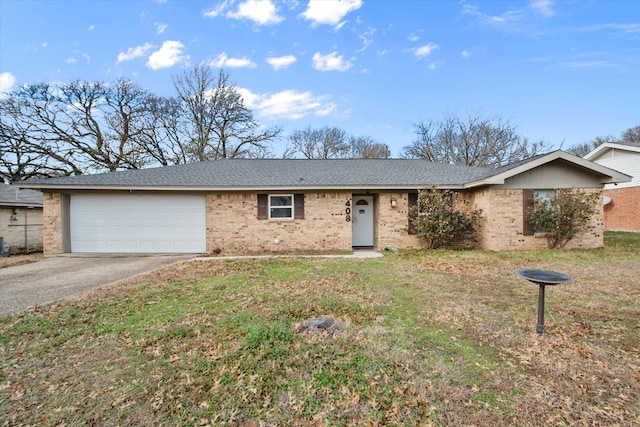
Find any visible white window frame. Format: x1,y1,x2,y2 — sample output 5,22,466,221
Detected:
533,189,556,235
269,194,294,220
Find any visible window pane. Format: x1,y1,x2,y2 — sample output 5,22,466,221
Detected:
270,208,292,218
270,195,292,207
534,190,555,201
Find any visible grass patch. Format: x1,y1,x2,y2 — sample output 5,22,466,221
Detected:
1,232,639,425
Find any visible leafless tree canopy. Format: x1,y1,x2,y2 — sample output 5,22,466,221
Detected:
402,113,549,167
1,66,281,182
286,126,389,159
566,124,640,157
173,66,281,161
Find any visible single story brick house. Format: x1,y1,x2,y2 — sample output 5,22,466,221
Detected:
19,150,630,255
584,142,640,232
0,184,43,255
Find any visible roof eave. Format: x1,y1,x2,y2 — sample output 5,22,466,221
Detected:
0,202,43,208
17,183,469,192
584,142,640,160
470,151,632,186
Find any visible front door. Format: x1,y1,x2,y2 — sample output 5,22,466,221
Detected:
352,196,374,247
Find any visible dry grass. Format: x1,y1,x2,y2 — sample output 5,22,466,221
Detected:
1,232,638,426
0,253,43,269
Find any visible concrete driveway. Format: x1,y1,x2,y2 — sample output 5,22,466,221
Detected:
0,254,192,316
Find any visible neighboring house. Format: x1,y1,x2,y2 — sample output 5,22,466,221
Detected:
0,184,44,255
584,142,640,232
19,150,630,255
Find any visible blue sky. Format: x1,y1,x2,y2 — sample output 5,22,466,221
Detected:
1,0,638,157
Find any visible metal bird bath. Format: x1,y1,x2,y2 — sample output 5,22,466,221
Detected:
516,269,573,335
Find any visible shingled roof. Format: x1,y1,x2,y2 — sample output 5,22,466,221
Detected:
18,152,631,191
0,185,43,207
20,159,491,191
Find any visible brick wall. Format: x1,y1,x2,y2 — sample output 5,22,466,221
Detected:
476,188,604,251
603,187,640,232
40,188,607,255
376,192,421,250
42,192,63,254
206,192,353,255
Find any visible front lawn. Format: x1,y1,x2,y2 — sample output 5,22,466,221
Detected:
1,232,638,426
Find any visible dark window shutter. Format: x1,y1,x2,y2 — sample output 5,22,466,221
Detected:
523,189,535,236
257,194,268,220
408,192,418,235
294,193,305,219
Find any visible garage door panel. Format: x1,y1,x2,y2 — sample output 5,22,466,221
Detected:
70,194,206,253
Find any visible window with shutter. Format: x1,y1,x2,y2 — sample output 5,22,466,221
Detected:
257,193,305,220
257,194,268,220
294,194,304,219
522,189,535,235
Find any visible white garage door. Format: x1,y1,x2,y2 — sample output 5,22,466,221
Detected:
70,194,206,253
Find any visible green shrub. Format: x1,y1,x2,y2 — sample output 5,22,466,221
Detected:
410,187,482,249
527,189,600,249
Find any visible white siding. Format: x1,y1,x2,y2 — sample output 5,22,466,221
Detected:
593,150,640,190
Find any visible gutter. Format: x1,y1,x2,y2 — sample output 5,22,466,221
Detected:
17,184,469,192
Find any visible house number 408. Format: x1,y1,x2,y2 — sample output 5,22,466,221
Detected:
345,200,351,222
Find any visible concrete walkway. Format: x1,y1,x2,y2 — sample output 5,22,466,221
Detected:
193,249,384,261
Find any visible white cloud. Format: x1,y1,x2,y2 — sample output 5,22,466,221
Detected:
312,52,353,72
238,87,336,120
42,42,48,48
413,43,439,58
357,27,376,52
530,0,555,17
147,40,189,70
117,43,153,64
228,0,283,25
0,72,16,94
205,0,283,25
209,52,257,68
265,55,297,70
156,22,168,34
462,3,523,26
66,57,77,64
562,61,613,69
408,34,420,42
203,1,228,18
301,0,363,27
461,50,472,58
578,23,640,34
88,24,95,31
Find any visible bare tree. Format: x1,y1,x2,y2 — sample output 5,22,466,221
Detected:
566,136,616,157
402,113,549,167
567,124,640,157
287,127,387,159
287,126,350,159
137,96,190,166
349,135,390,158
1,99,74,182
1,88,83,181
621,125,640,143
173,65,281,160
1,79,153,176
